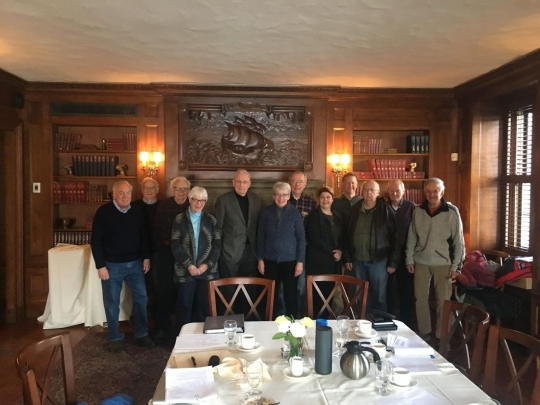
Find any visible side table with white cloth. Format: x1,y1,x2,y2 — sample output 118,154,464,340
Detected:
38,244,132,329
150,320,494,405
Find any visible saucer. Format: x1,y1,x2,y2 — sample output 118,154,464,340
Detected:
235,342,261,352
283,366,312,380
353,327,378,338
390,377,418,390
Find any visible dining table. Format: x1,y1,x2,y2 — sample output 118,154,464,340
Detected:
150,319,493,404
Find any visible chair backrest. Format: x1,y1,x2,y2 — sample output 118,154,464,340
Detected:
439,300,490,384
207,277,275,321
482,249,510,266
16,332,77,405
483,325,540,405
306,274,368,320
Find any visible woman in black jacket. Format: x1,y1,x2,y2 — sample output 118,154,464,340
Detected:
305,186,347,318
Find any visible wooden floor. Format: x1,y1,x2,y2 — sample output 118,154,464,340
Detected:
0,318,89,405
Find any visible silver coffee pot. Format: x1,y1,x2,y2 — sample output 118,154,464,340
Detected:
340,340,381,380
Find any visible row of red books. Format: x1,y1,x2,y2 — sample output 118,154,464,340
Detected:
55,133,82,150
123,133,137,151
71,155,120,176
53,231,91,246
404,188,425,205
354,170,426,180
53,182,110,203
353,137,383,154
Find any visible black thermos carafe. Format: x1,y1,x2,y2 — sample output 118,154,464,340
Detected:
315,325,332,375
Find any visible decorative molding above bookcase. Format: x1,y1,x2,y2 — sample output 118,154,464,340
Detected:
52,125,138,245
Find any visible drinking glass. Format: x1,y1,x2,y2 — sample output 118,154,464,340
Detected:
375,359,393,396
245,361,263,397
224,320,237,346
333,315,350,357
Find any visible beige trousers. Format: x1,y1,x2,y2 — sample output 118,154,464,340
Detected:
414,263,453,338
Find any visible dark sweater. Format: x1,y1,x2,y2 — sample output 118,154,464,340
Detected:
257,203,305,264
91,202,150,269
132,198,160,253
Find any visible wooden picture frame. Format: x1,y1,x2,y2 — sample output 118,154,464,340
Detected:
179,102,313,171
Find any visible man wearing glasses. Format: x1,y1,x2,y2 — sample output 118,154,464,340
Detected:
346,180,399,314
215,169,261,314
406,178,464,342
151,176,191,344
288,171,316,318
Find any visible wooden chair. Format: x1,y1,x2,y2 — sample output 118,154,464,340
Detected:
483,325,540,405
439,300,490,384
16,332,77,405
307,274,368,320
482,249,510,266
208,277,275,321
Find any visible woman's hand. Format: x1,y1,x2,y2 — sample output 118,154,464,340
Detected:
197,264,208,274
294,262,303,277
332,249,342,261
258,260,265,275
188,265,199,276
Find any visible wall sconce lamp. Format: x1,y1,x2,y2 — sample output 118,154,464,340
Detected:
139,148,163,178
329,152,351,189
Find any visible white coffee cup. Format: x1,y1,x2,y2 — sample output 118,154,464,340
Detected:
372,343,387,358
393,367,411,386
357,319,372,334
290,356,303,377
240,334,256,350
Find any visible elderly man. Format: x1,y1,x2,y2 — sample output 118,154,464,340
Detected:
385,180,416,326
288,170,317,317
152,176,191,343
132,177,160,324
406,178,464,341
332,172,361,226
347,180,399,313
91,180,155,351
215,169,261,314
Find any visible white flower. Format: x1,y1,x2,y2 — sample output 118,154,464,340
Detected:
290,321,306,338
300,317,314,328
278,319,292,333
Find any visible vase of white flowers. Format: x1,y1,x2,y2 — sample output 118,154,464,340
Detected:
273,315,314,359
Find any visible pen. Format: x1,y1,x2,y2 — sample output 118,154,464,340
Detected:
191,356,197,367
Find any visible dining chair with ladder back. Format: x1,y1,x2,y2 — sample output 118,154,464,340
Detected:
438,300,490,385
483,325,540,405
16,331,77,405
208,277,275,321
307,274,369,320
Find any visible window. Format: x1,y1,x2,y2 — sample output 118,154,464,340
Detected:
503,105,532,252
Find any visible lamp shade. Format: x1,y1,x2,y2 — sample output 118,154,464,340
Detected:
153,151,163,164
139,151,149,163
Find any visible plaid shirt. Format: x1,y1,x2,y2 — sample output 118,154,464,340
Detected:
289,194,317,227
153,197,190,246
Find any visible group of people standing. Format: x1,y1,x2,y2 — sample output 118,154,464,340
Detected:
91,169,464,352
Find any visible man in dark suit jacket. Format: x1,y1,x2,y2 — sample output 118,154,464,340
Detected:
215,169,262,314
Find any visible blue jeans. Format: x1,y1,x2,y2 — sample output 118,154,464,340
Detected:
353,259,388,314
102,260,149,341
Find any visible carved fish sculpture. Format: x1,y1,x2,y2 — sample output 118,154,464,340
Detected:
222,122,274,156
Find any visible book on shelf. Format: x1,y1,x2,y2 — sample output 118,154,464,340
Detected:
55,133,82,150
53,230,92,246
406,134,429,154
71,155,119,176
123,133,137,151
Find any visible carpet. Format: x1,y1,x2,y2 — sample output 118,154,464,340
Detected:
23,332,171,405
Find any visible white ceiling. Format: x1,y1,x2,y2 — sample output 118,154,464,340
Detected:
2,0,540,88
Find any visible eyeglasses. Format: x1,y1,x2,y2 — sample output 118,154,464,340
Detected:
173,187,190,192
191,198,207,204
290,180,305,185
274,193,290,198
234,180,250,185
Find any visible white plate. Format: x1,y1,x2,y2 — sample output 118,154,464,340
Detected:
353,327,378,338
235,342,261,352
283,366,312,380
390,377,418,390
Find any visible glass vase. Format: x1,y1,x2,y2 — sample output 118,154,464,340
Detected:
288,337,303,359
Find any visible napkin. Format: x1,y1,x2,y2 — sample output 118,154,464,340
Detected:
213,357,272,381
387,333,434,357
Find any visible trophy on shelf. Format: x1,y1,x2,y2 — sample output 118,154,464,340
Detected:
63,165,74,176
56,218,76,229
409,162,417,172
116,164,128,176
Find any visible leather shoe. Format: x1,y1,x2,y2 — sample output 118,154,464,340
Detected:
109,340,125,352
135,335,156,349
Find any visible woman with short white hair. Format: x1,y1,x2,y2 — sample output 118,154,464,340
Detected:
171,186,221,333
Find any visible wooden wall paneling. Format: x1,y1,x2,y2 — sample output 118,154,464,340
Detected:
24,266,49,318
164,99,180,195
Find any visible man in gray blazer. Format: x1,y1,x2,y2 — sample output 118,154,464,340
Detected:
215,169,262,314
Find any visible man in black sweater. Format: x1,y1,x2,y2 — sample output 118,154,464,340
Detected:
91,180,155,352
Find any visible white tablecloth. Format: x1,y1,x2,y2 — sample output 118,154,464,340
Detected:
38,244,132,329
150,320,493,405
